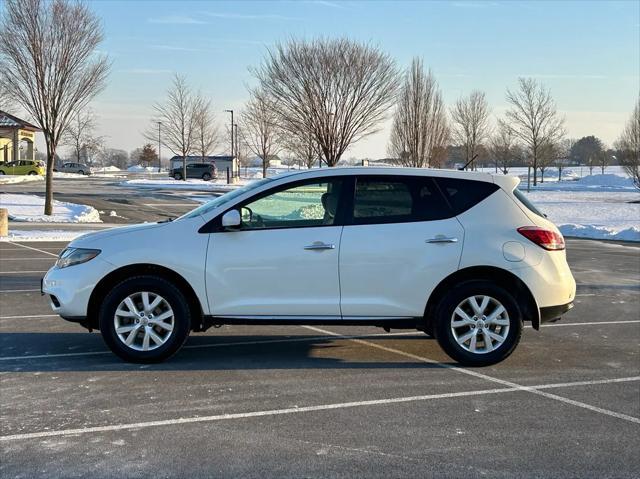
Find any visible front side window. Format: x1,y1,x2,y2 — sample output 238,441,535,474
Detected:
352,176,451,224
240,179,343,230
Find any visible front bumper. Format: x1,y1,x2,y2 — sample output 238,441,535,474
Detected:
41,257,113,317
540,302,574,324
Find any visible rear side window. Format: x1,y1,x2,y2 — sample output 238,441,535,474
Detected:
513,188,545,218
434,178,499,215
351,176,452,225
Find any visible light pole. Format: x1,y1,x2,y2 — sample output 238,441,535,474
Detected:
156,121,162,173
234,123,239,177
224,109,234,161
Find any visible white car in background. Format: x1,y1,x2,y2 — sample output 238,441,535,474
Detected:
42,168,576,366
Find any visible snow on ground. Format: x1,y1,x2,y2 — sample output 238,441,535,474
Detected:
0,229,98,242
0,175,44,185
92,166,121,172
523,190,639,242
128,165,165,172
121,178,249,191
0,193,102,223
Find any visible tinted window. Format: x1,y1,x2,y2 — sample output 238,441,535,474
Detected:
434,178,499,215
351,176,451,225
239,179,344,230
513,188,545,217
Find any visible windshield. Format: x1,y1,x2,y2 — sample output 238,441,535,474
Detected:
179,177,275,220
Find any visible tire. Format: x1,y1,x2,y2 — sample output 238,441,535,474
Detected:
0,171,4,175
99,275,191,363
202,172,211,181
174,172,182,180
28,171,37,175
78,170,84,175
434,280,522,366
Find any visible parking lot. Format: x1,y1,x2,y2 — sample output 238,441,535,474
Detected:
0,237,639,478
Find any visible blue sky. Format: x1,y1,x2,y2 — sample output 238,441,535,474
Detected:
64,1,640,157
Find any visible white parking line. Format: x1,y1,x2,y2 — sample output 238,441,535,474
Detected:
0,258,56,261
10,243,59,257
304,326,640,425
0,289,40,293
1,376,637,442
0,314,58,319
0,270,48,274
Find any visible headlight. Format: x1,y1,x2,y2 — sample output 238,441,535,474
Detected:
56,248,101,269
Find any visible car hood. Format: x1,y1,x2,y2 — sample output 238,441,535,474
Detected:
69,222,167,248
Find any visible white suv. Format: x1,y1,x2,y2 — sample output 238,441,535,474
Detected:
43,168,576,366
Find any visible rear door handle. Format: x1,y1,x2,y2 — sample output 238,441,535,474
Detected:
304,242,336,251
426,237,458,244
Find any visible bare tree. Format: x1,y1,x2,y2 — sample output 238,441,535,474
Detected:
505,78,565,186
616,97,640,189
240,89,280,178
450,90,490,170
193,94,220,161
536,140,560,183
63,109,104,164
253,37,398,166
489,119,519,174
388,58,449,168
0,0,110,215
146,74,196,180
283,131,319,169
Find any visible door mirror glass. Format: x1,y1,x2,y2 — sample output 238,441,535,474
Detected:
221,209,241,229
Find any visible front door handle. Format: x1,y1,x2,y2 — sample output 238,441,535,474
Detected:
426,237,458,244
304,242,336,251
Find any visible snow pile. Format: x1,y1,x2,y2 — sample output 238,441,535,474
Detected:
558,224,640,242
128,165,159,172
121,178,245,191
0,193,102,223
92,166,121,172
574,174,635,188
53,171,91,178
0,175,44,185
0,230,99,242
526,190,640,242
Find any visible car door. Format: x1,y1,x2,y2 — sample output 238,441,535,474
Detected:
205,177,346,318
339,175,464,318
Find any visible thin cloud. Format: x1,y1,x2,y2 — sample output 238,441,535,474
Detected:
306,0,347,9
148,15,207,24
120,68,172,75
520,73,608,80
149,44,206,52
201,11,298,20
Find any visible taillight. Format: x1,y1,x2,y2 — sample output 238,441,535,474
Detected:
517,226,565,251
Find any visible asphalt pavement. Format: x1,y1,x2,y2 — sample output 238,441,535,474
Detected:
0,237,639,478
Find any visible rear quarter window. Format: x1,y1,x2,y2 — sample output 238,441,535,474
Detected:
434,178,500,215
513,188,545,218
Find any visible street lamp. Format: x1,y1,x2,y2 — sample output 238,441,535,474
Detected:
234,123,239,177
224,109,234,161
156,121,162,173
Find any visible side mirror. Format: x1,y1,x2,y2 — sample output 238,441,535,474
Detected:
221,209,241,229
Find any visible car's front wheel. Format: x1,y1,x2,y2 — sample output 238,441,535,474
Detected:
173,172,182,180
202,172,211,181
99,276,191,363
434,281,522,366
28,171,37,175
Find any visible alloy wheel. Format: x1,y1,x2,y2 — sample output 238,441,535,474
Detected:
450,295,510,354
113,291,175,351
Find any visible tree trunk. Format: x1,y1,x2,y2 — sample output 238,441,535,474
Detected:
182,156,187,181
262,157,267,178
45,138,56,216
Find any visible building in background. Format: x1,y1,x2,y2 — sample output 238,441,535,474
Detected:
0,110,41,164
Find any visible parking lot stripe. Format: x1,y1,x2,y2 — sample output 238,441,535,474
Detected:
0,314,58,319
0,257,56,260
1,376,637,442
303,326,640,425
0,270,48,274
11,243,59,257
0,289,40,293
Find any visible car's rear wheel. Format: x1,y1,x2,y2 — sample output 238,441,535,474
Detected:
99,276,191,363
174,172,182,180
78,170,84,175
28,171,37,175
434,281,522,366
202,172,211,181
0,171,4,175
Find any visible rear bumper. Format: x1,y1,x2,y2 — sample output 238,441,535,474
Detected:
540,302,574,324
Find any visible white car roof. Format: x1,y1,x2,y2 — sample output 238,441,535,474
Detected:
268,167,520,191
